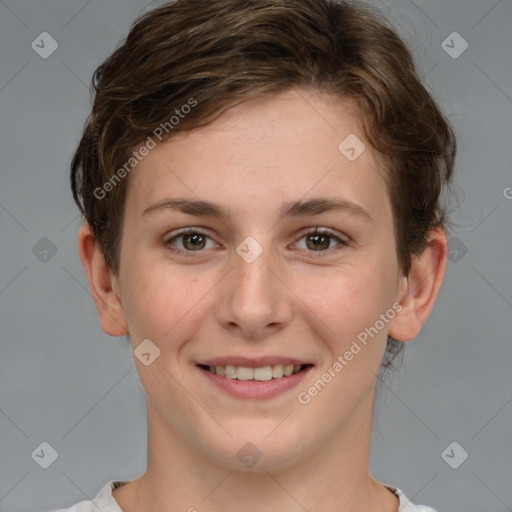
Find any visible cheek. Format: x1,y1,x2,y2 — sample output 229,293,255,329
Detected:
293,259,397,353
121,259,217,348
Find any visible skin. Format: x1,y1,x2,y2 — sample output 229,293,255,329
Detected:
78,87,447,512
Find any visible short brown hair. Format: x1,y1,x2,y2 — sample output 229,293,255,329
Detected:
70,0,456,367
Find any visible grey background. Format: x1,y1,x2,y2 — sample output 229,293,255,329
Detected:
0,0,511,511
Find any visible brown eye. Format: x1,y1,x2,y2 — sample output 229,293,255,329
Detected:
294,228,348,255
305,233,333,251
182,233,207,250
165,229,218,252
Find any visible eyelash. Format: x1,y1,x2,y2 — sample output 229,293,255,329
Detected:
164,227,349,258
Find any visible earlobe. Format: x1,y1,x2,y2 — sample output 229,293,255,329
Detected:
388,229,448,342
77,223,129,337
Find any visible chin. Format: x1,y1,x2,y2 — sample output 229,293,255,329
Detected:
202,426,307,473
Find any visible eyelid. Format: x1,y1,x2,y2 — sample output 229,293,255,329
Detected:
294,226,350,244
164,226,213,241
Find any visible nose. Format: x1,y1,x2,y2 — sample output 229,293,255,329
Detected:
214,243,293,340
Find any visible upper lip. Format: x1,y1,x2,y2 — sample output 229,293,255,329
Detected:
198,356,312,367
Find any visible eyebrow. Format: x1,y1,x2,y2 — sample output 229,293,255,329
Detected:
142,197,371,220
279,198,371,220
143,198,228,218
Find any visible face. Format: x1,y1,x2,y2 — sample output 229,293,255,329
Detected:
114,88,405,470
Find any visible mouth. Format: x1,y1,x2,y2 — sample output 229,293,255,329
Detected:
196,359,314,399
197,363,312,381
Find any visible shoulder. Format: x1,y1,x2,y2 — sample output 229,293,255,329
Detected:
385,484,438,512
48,481,125,512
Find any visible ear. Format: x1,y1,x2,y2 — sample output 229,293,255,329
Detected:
77,223,129,336
388,228,448,342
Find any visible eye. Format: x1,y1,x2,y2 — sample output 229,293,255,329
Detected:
165,228,219,252
294,228,347,253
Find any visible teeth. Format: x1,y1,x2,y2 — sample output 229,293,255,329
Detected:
272,365,284,378
254,366,272,381
237,367,254,381
224,365,237,379
204,363,305,380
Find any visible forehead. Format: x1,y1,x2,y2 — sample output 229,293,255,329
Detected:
124,88,391,223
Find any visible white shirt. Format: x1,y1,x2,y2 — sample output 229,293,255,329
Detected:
50,480,438,511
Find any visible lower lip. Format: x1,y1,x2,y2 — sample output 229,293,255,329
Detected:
197,365,313,399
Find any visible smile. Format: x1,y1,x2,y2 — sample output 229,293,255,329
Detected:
199,363,309,381
196,360,314,399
